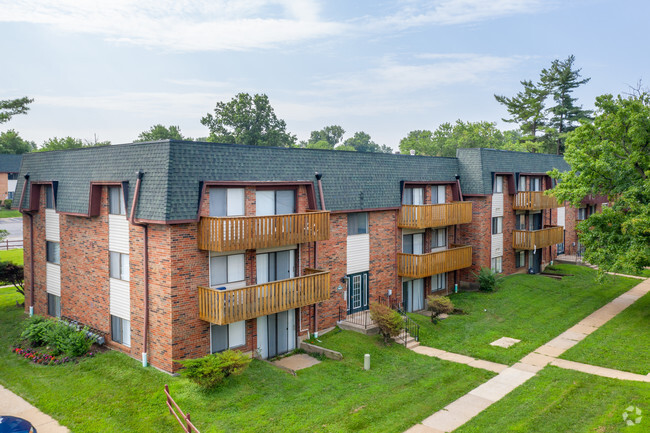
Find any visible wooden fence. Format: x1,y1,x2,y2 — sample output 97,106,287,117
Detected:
398,202,472,229
164,384,200,433
397,245,472,278
513,191,561,210
512,226,564,250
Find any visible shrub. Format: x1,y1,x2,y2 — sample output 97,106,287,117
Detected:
474,267,503,292
20,316,53,346
59,326,95,357
369,303,404,343
426,295,454,322
179,350,252,388
3,199,12,210
21,317,95,357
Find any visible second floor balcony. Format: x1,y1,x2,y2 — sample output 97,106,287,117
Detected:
198,268,330,325
398,202,472,229
198,210,330,252
512,225,564,250
397,244,473,279
513,191,561,211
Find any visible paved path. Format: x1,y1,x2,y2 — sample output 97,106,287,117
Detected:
405,276,650,433
411,346,508,373
0,384,69,432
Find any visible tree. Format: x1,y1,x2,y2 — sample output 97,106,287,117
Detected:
550,93,650,273
495,80,548,141
0,130,36,154
540,55,592,154
0,97,33,124
201,93,296,147
37,136,110,152
134,124,186,142
343,131,391,153
304,125,345,149
0,261,24,299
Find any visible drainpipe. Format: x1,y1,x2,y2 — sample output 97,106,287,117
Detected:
18,174,34,316
129,170,149,367
313,172,326,337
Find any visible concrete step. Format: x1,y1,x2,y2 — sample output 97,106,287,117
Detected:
338,320,379,336
406,340,420,349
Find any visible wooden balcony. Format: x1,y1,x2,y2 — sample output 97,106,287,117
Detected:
198,211,330,252
198,268,330,325
513,226,564,250
398,245,473,279
513,191,561,210
398,202,472,229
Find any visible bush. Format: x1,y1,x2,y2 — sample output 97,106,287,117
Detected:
426,295,454,322
20,317,95,357
20,316,53,346
474,267,503,292
59,326,95,357
179,350,252,389
369,303,404,343
3,199,12,209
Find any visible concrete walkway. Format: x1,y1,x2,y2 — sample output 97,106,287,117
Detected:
0,384,69,433
405,276,650,433
411,346,508,374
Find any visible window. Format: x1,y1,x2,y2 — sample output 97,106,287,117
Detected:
46,241,60,264
431,228,447,249
433,273,447,292
7,192,13,200
432,185,446,204
111,315,131,347
210,254,245,287
348,213,368,235
402,233,423,255
491,217,503,235
530,177,541,192
515,251,525,268
402,187,424,205
7,173,17,180
494,175,503,193
48,294,61,318
210,321,246,353
45,185,54,209
257,250,295,283
515,214,526,230
109,186,125,215
518,175,526,192
256,189,295,216
209,187,244,217
491,257,503,273
577,208,587,220
110,252,130,281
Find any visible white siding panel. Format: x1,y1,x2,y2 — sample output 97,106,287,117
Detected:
491,193,504,217
45,209,60,241
109,214,130,254
8,179,17,192
46,263,61,296
557,207,566,227
491,233,503,258
347,234,369,274
110,278,130,320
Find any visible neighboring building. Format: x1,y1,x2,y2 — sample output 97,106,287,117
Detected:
0,154,23,201
15,141,580,373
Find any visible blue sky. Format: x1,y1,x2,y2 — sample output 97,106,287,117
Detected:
1,0,648,150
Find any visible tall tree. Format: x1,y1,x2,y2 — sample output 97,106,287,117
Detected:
495,80,548,141
0,97,33,124
305,125,345,149
343,131,391,153
37,136,110,152
0,130,36,154
540,55,592,154
550,93,650,273
201,93,296,147
134,124,186,142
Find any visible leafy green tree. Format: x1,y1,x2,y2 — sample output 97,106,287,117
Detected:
0,97,33,124
0,130,36,154
540,55,592,154
305,125,345,149
134,124,186,142
305,140,334,150
201,93,296,147
550,93,650,273
0,261,24,298
37,136,110,152
495,80,548,141
343,131,391,153
399,130,436,155
334,144,356,151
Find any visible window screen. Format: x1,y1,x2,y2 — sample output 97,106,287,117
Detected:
492,217,503,235
494,176,503,193
46,241,60,264
431,228,447,248
45,185,54,209
209,188,245,217
48,294,61,317
110,252,129,281
210,254,245,287
347,213,368,235
109,187,124,215
402,188,424,205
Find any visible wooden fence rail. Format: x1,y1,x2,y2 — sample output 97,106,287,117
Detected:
397,245,473,278
197,211,330,252
512,226,564,250
398,202,472,229
0,239,23,250
199,270,330,325
164,384,200,433
513,191,561,210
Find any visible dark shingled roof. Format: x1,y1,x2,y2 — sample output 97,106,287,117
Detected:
0,154,23,173
456,148,570,195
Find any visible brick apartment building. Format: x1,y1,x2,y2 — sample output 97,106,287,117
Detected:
0,154,22,202
15,141,600,373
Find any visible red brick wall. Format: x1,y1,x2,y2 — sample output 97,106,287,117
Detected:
316,213,348,331
457,196,492,282
368,210,399,306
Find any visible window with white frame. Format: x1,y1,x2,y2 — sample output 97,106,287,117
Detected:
109,186,125,215
518,175,526,192
402,187,424,205
491,217,503,235
431,228,447,249
109,252,130,281
210,253,245,287
402,233,423,254
515,251,525,268
210,321,246,353
432,185,446,204
257,250,295,283
530,177,542,192
577,208,587,220
433,273,447,292
515,214,526,230
494,175,503,193
491,256,503,273
209,187,245,217
111,315,131,346
48,293,61,318
347,212,368,235
256,189,295,216
45,185,54,209
46,241,60,264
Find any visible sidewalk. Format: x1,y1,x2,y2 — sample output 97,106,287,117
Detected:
0,384,69,433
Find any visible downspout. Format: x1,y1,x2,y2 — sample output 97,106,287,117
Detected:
129,170,149,367
18,174,34,316
313,172,326,337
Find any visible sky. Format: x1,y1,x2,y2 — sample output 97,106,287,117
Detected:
0,0,648,151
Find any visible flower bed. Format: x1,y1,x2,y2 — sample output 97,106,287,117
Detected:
12,346,96,365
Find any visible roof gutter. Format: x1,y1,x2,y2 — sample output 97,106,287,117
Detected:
18,173,34,316
129,170,150,368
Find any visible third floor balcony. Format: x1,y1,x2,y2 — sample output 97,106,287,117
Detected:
398,202,472,229
513,191,561,211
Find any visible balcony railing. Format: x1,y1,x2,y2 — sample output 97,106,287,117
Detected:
513,226,564,250
398,202,472,229
198,268,330,325
198,211,330,252
397,244,473,278
513,191,561,210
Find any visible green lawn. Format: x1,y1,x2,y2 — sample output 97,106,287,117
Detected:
0,286,493,433
560,291,650,375
0,209,21,218
0,248,24,265
456,366,650,433
409,264,641,365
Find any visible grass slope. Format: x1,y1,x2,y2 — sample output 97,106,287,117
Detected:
0,248,24,265
456,366,650,433
0,209,21,218
410,264,641,365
